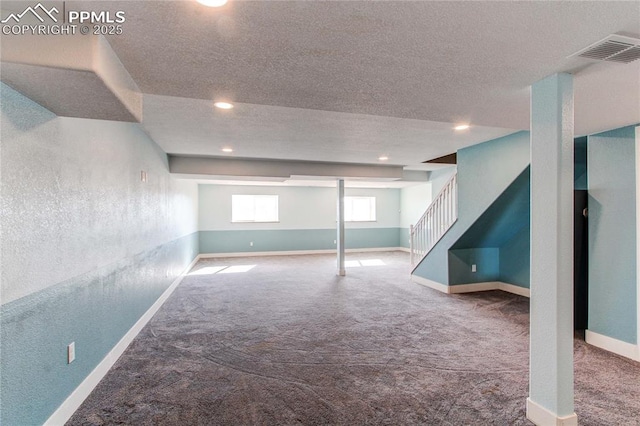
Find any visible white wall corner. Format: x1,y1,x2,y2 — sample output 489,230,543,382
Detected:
526,398,578,426
43,255,201,426
585,330,640,362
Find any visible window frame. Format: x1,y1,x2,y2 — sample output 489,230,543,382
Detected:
344,196,377,222
231,194,280,223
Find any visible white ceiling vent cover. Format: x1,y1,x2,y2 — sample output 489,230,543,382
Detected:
570,34,640,64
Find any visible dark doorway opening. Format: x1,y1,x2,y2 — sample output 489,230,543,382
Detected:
574,190,588,331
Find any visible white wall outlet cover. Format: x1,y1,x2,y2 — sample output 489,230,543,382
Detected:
67,342,75,364
250,242,253,246
471,264,477,272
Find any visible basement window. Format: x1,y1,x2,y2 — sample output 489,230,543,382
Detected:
232,195,279,222
345,196,376,222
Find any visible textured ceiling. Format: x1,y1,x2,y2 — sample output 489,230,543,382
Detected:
3,1,639,172
143,94,515,165
80,0,640,131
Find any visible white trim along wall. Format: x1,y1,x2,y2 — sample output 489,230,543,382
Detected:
199,247,410,258
410,275,531,298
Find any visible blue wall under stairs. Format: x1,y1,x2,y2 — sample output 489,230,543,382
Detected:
449,168,530,287
413,131,593,289
412,131,531,286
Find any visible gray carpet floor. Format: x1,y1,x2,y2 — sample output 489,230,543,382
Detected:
68,251,640,425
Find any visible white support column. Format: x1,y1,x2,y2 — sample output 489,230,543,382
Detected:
337,179,346,276
527,73,577,426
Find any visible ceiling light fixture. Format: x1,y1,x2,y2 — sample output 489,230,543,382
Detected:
454,124,470,131
214,101,234,109
379,156,389,161
197,0,228,7
222,148,233,153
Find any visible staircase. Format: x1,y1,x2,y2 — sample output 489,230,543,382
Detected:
410,173,458,267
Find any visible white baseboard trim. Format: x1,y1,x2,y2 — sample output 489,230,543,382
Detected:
526,398,578,426
199,247,407,258
448,281,502,294
410,275,451,293
585,330,640,361
498,282,531,297
410,276,530,298
44,255,201,426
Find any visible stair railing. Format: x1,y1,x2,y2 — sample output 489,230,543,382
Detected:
410,172,458,267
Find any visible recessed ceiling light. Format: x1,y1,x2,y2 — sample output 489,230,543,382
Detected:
214,101,234,109
222,148,233,153
197,0,228,7
454,124,470,131
379,156,389,161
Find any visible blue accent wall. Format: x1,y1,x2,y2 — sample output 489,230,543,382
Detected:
412,131,531,285
200,228,402,253
413,132,592,290
447,167,530,287
0,233,198,426
587,125,637,344
448,248,500,284
499,226,530,288
452,168,530,249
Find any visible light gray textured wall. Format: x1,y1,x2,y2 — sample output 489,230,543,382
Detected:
397,167,456,248
1,83,198,304
0,82,198,425
400,183,432,229
199,184,400,231
428,166,457,199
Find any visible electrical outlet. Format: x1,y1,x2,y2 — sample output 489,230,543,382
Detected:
471,264,477,273
250,241,253,247
140,170,147,182
334,240,337,244
67,342,75,364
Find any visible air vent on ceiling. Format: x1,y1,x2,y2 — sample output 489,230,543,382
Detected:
570,34,640,64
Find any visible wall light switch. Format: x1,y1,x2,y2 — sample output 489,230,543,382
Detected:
67,342,75,364
471,264,477,273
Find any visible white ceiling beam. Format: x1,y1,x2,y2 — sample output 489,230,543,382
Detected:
169,155,404,180
1,34,141,122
